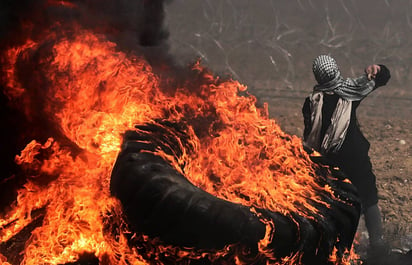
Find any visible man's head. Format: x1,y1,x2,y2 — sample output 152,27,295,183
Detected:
312,55,340,85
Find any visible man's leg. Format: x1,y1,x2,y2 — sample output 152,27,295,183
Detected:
364,203,384,246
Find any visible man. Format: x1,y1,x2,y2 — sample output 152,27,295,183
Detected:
302,55,391,254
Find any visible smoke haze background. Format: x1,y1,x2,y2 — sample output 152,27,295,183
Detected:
165,0,412,130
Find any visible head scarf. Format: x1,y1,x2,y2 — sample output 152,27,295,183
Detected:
312,55,375,101
312,55,341,87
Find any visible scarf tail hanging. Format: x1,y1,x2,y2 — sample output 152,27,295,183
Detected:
320,99,352,154
304,92,352,154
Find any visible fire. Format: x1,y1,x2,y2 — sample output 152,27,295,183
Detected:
0,24,358,264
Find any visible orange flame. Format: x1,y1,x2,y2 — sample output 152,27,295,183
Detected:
0,27,357,264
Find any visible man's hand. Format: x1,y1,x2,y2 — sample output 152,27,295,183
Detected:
365,64,381,80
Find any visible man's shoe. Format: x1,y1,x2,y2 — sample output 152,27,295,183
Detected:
366,240,391,264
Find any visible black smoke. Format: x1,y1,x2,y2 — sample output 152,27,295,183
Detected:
0,0,170,49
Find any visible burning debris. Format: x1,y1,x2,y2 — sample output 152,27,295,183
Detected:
1,0,399,264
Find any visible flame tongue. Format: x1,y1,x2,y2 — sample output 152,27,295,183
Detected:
0,27,349,264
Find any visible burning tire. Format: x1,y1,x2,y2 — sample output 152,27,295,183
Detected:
110,122,361,264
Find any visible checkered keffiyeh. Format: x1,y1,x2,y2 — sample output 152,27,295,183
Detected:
311,55,375,101
312,55,341,85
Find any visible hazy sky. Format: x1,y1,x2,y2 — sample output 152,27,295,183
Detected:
165,0,412,92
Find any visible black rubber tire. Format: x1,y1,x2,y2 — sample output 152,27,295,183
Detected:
110,122,361,264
